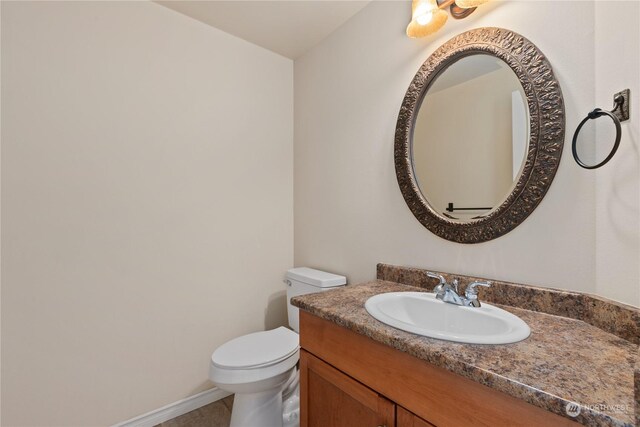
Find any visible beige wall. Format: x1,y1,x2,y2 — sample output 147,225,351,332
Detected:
294,1,609,300
2,1,638,426
1,2,293,426
594,1,640,306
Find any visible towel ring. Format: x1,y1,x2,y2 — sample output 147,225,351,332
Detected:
572,108,621,169
572,89,629,170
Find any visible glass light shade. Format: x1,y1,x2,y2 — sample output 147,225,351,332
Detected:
406,0,448,38
455,0,489,9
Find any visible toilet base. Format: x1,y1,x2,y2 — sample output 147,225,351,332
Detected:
228,368,300,427
282,384,299,427
230,389,284,427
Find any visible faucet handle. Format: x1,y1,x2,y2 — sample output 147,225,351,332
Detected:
465,280,491,298
427,271,446,284
426,271,446,293
426,271,445,284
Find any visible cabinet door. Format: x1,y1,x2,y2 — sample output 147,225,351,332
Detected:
300,349,395,427
397,407,436,427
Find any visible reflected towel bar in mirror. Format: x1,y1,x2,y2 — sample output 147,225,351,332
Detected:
445,203,492,212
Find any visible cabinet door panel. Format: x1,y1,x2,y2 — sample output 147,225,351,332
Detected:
397,407,436,427
300,349,395,427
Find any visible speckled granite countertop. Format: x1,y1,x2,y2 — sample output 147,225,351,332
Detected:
292,280,639,427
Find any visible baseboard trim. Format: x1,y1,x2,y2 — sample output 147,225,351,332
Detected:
113,387,232,427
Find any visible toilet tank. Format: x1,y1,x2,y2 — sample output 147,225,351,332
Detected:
285,267,346,333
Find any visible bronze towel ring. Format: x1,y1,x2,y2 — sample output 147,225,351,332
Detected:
572,89,630,169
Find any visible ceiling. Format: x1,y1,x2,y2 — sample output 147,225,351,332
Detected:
157,1,371,59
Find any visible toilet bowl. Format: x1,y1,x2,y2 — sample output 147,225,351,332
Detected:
209,268,346,427
210,327,299,427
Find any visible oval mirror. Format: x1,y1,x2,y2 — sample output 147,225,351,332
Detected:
395,28,565,243
412,54,529,221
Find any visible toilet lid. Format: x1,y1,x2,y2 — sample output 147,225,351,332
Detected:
212,327,299,370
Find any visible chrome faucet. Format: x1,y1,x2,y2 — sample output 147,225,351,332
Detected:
427,272,491,307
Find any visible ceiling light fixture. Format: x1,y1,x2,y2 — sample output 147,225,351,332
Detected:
406,0,490,38
454,0,489,9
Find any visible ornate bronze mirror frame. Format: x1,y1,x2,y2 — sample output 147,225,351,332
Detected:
395,27,565,243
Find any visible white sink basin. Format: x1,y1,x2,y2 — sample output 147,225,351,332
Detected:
365,292,530,344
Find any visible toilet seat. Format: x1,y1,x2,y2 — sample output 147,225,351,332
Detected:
209,327,300,388
212,327,299,370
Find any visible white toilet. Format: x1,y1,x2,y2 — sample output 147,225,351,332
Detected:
209,267,346,427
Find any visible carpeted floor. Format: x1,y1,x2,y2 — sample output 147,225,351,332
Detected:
155,395,234,427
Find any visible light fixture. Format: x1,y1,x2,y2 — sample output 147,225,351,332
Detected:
454,0,489,8
406,0,490,38
406,0,448,38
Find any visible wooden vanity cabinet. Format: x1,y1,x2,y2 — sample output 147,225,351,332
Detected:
301,349,433,427
397,407,437,427
300,350,395,427
299,311,578,427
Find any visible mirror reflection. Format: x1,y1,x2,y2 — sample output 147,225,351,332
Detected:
412,54,529,221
